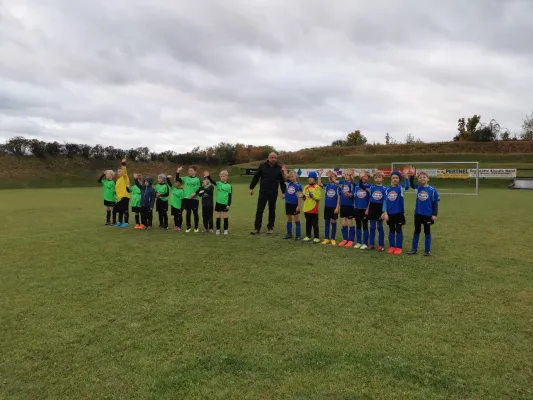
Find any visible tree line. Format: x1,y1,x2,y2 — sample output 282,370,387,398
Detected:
0,137,277,166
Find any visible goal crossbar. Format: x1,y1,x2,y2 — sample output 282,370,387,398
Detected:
391,161,479,196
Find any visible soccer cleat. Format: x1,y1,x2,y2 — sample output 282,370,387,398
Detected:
121,223,129,228
267,229,274,235
424,252,432,256
216,230,221,235
164,227,168,231
194,229,199,233
105,222,112,226
407,249,418,255
134,224,140,229
303,237,311,242
114,222,122,227
353,243,362,249
283,234,293,240
345,241,354,247
139,224,145,230
223,230,229,235
250,230,260,235
321,239,331,245
338,240,348,247
185,228,192,233
173,226,179,232
394,248,403,255
377,246,385,252
330,239,337,246
146,226,152,230
177,227,181,232
360,244,368,250
387,247,396,254
294,237,302,241
368,245,375,250
313,238,320,244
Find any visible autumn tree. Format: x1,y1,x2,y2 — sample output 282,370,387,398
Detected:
521,112,533,140
346,130,367,146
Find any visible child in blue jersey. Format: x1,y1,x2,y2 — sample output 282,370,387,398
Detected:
335,169,356,247
381,170,410,255
282,170,303,240
319,170,340,246
353,170,371,249
366,171,387,252
407,170,440,256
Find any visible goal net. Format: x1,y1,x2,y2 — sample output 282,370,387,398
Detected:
390,161,480,196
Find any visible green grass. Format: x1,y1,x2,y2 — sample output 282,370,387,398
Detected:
1,184,532,399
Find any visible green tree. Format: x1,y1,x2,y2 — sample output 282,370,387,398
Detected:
346,130,367,146
521,112,533,140
331,139,346,147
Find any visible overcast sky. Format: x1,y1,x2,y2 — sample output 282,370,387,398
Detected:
1,0,532,152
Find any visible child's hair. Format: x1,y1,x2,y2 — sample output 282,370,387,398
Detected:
189,166,197,172
219,170,229,177
158,173,166,181
105,170,115,177
373,171,384,179
134,173,141,179
417,171,429,178
287,170,297,179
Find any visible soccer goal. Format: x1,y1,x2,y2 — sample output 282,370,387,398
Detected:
391,161,480,196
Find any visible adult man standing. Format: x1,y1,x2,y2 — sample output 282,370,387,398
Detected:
250,152,287,235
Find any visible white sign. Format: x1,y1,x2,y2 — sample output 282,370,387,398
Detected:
468,169,517,178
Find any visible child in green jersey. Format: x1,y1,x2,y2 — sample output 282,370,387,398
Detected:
167,174,184,232
155,173,170,230
177,166,201,233
127,173,143,229
98,169,116,225
205,170,232,235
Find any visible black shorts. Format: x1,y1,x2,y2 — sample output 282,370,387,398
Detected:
387,213,406,226
414,213,434,225
113,197,129,213
182,198,199,211
285,203,300,215
171,206,182,216
323,206,338,220
104,200,115,207
354,208,367,221
340,205,354,219
156,198,168,213
132,206,142,213
215,202,229,212
367,202,383,221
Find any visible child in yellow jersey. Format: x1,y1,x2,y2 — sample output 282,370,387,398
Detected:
113,159,130,227
302,171,322,243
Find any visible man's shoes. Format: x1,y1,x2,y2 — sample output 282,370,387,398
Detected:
250,230,260,235
282,234,293,239
267,229,274,235
407,249,418,255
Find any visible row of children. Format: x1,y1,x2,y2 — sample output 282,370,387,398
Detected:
98,161,232,234
282,167,440,255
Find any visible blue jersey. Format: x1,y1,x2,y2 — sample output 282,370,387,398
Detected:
323,183,340,208
354,184,370,209
369,185,386,204
383,180,410,214
339,180,355,207
285,182,303,205
412,183,440,216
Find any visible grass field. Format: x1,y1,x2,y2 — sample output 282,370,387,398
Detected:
1,184,532,399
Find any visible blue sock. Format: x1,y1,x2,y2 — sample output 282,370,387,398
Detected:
369,221,376,246
287,222,292,236
412,233,420,250
425,234,431,252
389,232,396,248
349,227,355,242
295,221,301,238
378,221,385,246
363,229,369,246
342,226,348,240
331,222,337,240
396,232,403,249
324,219,330,239
356,228,362,243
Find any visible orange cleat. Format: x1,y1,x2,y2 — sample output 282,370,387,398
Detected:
345,241,354,247
338,240,348,247
378,246,385,252
134,224,141,229
138,224,145,230
394,248,403,255
387,247,396,254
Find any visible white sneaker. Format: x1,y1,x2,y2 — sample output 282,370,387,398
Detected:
353,243,362,249
360,244,368,250
216,230,221,235
223,230,229,235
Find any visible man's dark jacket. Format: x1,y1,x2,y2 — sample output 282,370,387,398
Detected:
249,161,286,194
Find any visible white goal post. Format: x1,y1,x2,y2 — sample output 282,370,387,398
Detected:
391,161,480,196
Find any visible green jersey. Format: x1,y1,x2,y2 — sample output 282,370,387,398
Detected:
216,181,232,205
155,183,169,201
130,184,141,208
170,187,184,209
101,179,116,202
182,176,201,200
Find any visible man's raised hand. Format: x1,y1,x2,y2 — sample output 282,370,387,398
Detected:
177,166,183,173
